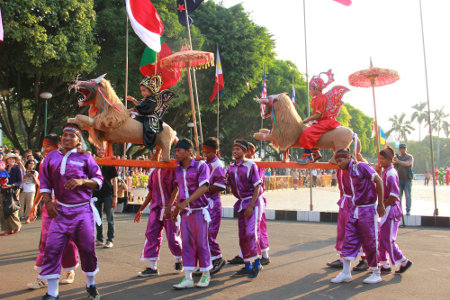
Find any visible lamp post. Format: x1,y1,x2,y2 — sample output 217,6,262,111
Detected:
39,92,52,136
187,122,194,142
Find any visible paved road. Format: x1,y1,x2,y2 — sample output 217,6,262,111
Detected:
1,214,449,299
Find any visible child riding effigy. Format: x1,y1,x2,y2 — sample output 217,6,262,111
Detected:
297,69,349,164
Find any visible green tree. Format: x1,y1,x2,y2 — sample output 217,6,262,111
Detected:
385,113,414,143
431,106,450,167
411,102,428,141
0,0,99,151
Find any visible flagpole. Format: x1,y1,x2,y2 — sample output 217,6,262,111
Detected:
419,0,438,217
123,15,129,157
217,81,220,144
260,63,264,158
183,0,204,145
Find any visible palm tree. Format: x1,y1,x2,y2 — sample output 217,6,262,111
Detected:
431,106,450,167
411,102,428,141
386,113,414,142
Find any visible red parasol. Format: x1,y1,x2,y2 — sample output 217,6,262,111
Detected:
160,47,214,155
348,59,400,156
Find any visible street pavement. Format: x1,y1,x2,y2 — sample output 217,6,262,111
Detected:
1,213,449,299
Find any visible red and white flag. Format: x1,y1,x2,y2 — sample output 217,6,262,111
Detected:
209,47,224,102
260,66,267,116
126,0,164,52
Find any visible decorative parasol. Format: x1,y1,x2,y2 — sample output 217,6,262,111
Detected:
348,59,400,156
160,46,214,155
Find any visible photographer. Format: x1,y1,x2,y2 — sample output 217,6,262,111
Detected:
393,144,414,216
19,160,39,222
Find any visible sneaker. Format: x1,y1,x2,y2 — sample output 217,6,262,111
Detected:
196,275,210,288
174,262,183,274
352,260,369,272
103,241,113,248
27,279,47,290
137,267,159,277
363,272,382,284
227,256,244,265
95,241,103,247
173,278,194,289
210,258,226,275
260,257,271,266
232,267,253,277
42,293,59,300
330,272,353,283
60,270,75,284
86,285,100,300
327,259,343,268
248,265,262,279
380,266,392,273
297,154,314,164
395,260,413,274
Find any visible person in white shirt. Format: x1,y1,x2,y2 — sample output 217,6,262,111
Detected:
19,159,39,222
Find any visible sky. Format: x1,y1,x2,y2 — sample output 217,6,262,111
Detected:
216,0,450,142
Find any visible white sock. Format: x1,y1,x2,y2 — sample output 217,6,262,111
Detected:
239,249,243,258
343,260,351,275
401,258,408,267
185,270,193,281
86,274,95,287
381,261,390,268
175,257,182,262
202,271,210,278
262,250,269,259
150,260,157,270
47,278,59,297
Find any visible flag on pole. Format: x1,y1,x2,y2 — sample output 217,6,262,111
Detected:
177,0,204,27
379,127,387,145
126,0,164,52
261,66,267,116
333,0,352,6
292,80,296,103
0,8,4,42
209,47,224,102
139,37,181,90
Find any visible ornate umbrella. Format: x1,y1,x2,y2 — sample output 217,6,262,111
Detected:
160,47,214,155
348,59,400,156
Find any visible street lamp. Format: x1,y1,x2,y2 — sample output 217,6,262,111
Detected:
39,92,52,136
187,122,194,142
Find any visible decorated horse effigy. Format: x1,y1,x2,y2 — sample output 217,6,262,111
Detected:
254,69,364,163
68,74,177,162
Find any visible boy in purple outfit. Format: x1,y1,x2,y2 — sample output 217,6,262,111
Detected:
202,137,227,274
38,123,103,300
376,146,412,274
170,139,212,289
227,139,263,279
331,149,386,284
134,162,183,276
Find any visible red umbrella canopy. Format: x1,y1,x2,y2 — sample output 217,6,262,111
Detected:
159,46,214,72
348,61,400,87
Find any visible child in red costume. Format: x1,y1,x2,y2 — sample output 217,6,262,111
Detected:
298,70,349,164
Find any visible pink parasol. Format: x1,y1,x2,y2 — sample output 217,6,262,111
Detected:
160,47,214,155
348,59,400,156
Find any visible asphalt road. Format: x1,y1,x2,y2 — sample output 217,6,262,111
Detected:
1,214,449,299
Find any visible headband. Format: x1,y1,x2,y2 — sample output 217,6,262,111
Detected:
233,141,248,151
43,139,58,148
63,124,86,150
202,145,217,153
335,150,351,159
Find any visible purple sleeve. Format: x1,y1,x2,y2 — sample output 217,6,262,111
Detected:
359,163,377,181
39,155,53,194
250,163,262,187
147,169,154,192
198,162,210,187
87,154,103,189
212,166,226,189
387,174,400,197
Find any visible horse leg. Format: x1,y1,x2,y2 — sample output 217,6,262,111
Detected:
253,132,274,143
283,149,290,163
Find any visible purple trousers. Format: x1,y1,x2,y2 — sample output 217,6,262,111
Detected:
208,200,222,260
39,204,98,279
35,204,79,271
180,209,212,272
379,205,405,267
238,199,262,262
259,196,269,251
141,207,182,260
335,195,352,253
341,206,378,268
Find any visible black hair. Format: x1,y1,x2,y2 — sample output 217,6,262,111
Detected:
175,138,194,150
203,137,219,149
43,133,60,145
25,159,36,169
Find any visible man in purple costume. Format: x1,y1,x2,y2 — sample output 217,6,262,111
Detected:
202,137,227,274
227,139,263,279
38,123,103,300
170,138,212,289
376,146,412,274
134,158,183,276
331,149,386,284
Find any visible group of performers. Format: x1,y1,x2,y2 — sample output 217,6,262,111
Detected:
24,71,414,299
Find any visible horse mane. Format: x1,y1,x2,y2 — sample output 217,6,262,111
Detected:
271,93,304,150
89,79,128,148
